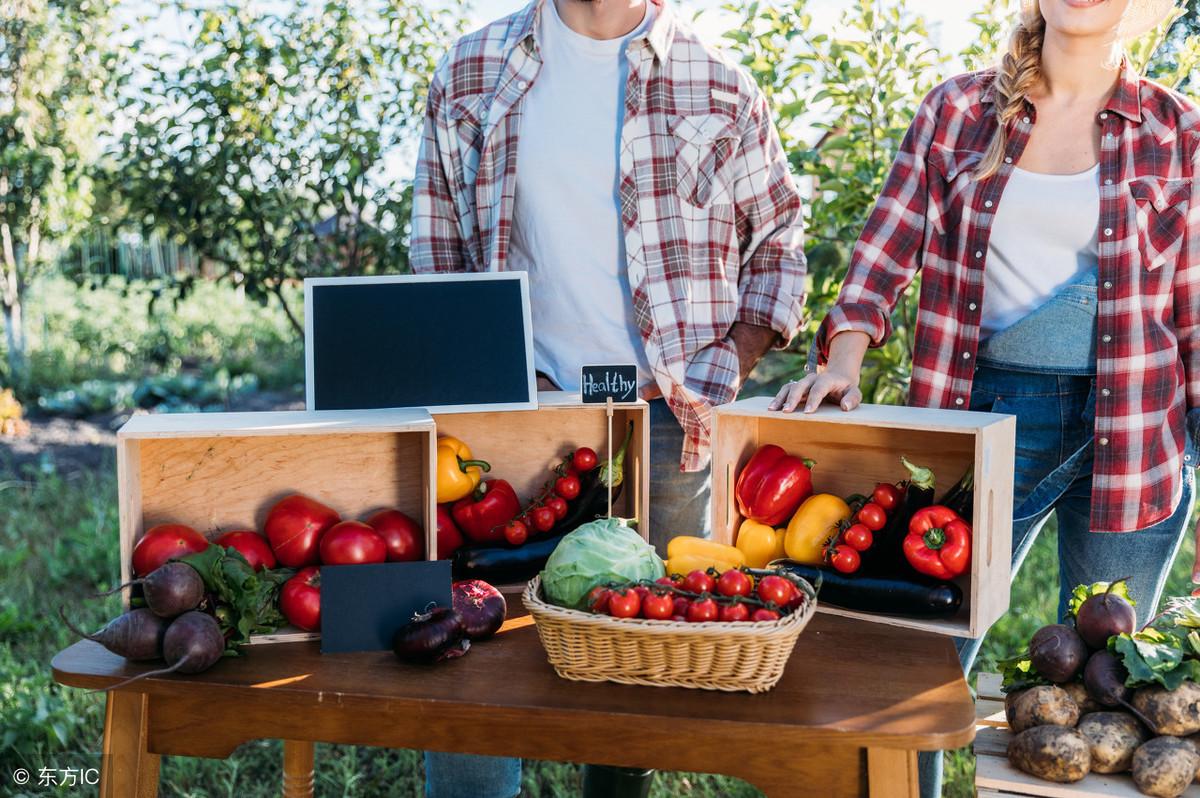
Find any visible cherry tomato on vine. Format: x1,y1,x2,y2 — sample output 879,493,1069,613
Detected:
585,586,611,614
872,483,903,513
783,582,805,611
756,575,792,606
572,447,599,473
671,596,691,617
752,608,781,622
682,569,715,595
719,602,751,622
633,585,650,601
530,506,556,533
608,589,641,618
641,592,674,620
686,598,719,622
503,519,528,546
830,544,861,574
856,502,887,532
716,569,753,598
554,474,581,500
842,523,873,552
655,576,680,589
544,495,568,521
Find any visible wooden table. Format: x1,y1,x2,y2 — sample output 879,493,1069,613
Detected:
52,606,975,798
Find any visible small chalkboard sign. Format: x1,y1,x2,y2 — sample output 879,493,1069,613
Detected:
305,274,536,413
580,364,639,404
319,560,452,653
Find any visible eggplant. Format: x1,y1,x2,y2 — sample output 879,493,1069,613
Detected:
937,466,974,522
452,532,566,583
551,469,622,535
774,561,962,617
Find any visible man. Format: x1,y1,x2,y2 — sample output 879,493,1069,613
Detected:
412,0,806,793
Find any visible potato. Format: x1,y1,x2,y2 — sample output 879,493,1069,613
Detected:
1010,685,1081,732
1076,711,1148,773
1132,682,1200,736
1133,736,1200,798
1185,735,1200,781
1007,725,1091,783
1004,688,1029,727
1060,681,1102,715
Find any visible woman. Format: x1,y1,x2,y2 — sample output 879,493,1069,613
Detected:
773,0,1197,792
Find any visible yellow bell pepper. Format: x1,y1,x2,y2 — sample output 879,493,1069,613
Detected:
784,493,851,565
665,536,745,576
435,436,491,503
772,527,788,561
735,519,780,568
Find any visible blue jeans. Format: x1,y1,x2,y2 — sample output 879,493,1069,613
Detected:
424,399,712,797
918,365,1196,798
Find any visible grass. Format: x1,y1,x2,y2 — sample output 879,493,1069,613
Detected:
3,456,1195,797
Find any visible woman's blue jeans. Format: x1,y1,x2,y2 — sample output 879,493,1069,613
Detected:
918,365,1197,797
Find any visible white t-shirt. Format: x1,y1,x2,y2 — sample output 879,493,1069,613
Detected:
981,165,1101,337
508,0,655,392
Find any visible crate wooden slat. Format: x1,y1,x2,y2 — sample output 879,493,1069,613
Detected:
432,392,650,544
712,397,1015,637
117,408,438,643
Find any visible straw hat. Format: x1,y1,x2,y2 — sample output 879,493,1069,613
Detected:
1021,0,1178,39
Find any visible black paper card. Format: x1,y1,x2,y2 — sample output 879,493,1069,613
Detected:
319,561,452,654
580,364,638,403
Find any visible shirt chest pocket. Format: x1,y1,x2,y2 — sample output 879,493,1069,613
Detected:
670,113,741,209
927,144,982,236
1127,176,1190,272
447,96,488,191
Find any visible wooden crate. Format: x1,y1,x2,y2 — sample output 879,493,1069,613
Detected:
974,673,1200,797
711,397,1016,638
431,392,650,542
116,408,437,642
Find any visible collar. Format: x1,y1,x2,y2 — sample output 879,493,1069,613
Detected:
515,0,675,63
980,59,1143,124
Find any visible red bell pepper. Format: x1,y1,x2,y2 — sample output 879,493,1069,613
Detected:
436,505,465,559
735,444,815,526
452,479,522,544
903,505,971,580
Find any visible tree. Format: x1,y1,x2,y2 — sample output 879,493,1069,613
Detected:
116,0,465,335
0,0,120,385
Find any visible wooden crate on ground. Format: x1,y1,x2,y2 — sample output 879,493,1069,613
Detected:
116,408,437,642
711,397,1016,638
431,392,650,544
974,673,1200,797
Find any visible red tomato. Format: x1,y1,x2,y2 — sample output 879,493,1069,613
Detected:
554,474,581,500
655,576,679,589
214,530,276,571
842,523,874,553
280,567,321,631
132,524,209,576
856,502,887,532
719,602,751,622
682,569,715,595
686,598,719,622
756,575,792,606
633,585,650,601
671,596,691,617
608,589,641,618
545,496,568,521
367,509,424,562
264,494,340,568
530,506,556,533
503,519,528,546
872,483,903,513
319,521,387,565
752,608,781,622
435,505,464,559
572,447,598,472
585,586,612,614
642,592,674,620
716,569,753,598
830,544,861,574
783,581,805,611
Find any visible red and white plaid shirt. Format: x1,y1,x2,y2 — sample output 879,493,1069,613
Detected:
816,63,1200,533
411,0,806,470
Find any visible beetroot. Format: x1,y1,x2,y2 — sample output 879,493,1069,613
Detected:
1075,581,1136,649
59,606,168,661
100,611,226,691
95,561,205,619
1029,624,1088,683
451,580,506,641
1083,649,1158,733
393,607,469,664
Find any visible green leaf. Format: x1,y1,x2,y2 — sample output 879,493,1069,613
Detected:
998,652,1051,692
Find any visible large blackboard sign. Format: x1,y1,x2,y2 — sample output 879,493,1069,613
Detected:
580,364,639,403
305,274,536,412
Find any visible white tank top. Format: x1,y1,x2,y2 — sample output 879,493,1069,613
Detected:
981,164,1101,338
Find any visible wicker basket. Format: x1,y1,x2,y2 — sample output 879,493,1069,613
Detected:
522,575,817,693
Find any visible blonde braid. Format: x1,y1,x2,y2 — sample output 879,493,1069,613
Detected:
976,11,1045,180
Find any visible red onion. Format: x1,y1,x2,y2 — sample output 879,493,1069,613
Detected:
451,580,507,641
393,606,468,664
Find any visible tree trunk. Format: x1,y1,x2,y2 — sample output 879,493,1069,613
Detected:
271,280,304,338
0,194,27,385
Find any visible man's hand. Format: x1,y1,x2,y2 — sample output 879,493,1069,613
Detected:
729,322,779,385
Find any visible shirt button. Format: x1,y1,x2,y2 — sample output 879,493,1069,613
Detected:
962,352,971,360
955,397,965,406
1103,228,1113,236
1099,437,1109,446
1102,334,1112,343
984,200,994,208
1104,178,1113,185
518,80,529,90
968,302,978,311
1103,280,1113,289
1101,388,1111,396
1100,112,1109,120
1022,116,1031,124
975,250,983,258
1107,132,1115,140
1004,156,1013,164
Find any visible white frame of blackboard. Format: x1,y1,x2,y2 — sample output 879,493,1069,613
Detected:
304,273,538,413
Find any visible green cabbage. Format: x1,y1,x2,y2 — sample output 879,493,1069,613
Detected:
540,518,664,609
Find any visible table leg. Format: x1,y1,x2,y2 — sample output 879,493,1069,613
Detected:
282,740,315,798
100,691,159,798
867,747,919,798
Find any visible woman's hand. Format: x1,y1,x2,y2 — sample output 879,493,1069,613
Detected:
769,331,870,413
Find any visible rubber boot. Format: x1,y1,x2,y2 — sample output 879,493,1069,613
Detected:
581,764,654,798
